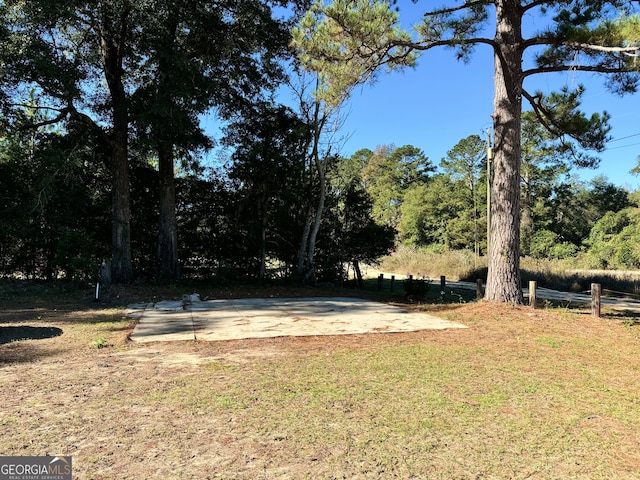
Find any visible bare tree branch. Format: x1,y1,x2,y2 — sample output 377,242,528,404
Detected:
408,37,495,51
566,42,640,56
523,63,637,77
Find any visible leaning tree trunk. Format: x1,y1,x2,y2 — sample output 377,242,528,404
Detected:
485,0,524,304
155,141,180,281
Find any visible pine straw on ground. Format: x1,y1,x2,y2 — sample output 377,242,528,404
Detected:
1,285,640,479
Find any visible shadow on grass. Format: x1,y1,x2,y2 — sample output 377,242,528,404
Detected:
0,326,63,345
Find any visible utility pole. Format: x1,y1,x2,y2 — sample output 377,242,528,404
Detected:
486,128,492,259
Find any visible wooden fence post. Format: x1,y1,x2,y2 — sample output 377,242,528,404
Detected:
440,275,446,293
529,280,537,308
476,279,484,299
377,274,383,290
390,275,395,292
591,283,601,318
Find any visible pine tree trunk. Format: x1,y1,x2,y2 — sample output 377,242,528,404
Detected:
156,141,180,281
100,6,133,284
110,128,132,284
485,0,524,304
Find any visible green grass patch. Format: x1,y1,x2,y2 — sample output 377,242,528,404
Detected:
191,339,640,478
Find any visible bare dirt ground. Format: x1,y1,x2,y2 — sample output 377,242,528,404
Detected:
2,283,640,479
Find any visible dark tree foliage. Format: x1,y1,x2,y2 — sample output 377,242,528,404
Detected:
0,0,307,284
321,184,395,286
0,124,110,281
131,0,299,281
224,103,311,280
176,174,237,281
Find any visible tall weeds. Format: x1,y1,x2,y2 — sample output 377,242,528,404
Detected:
378,246,482,280
379,247,640,295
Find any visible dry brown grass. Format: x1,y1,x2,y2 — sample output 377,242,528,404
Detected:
1,283,640,479
378,246,483,280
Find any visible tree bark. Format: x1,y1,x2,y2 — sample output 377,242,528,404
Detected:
153,16,180,282
353,260,364,288
303,103,328,284
297,212,312,277
110,128,132,284
155,141,180,281
100,5,132,284
485,0,524,304
305,161,326,283
260,216,267,282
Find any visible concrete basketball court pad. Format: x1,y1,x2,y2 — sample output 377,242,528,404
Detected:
127,297,467,342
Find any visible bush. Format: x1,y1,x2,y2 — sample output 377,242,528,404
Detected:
54,228,107,282
402,277,431,299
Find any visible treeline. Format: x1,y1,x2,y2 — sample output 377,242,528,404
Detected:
0,119,394,282
332,141,640,270
2,119,638,285
1,1,639,285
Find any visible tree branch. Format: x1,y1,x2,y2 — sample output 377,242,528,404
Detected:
565,42,640,56
64,101,112,146
409,37,495,51
422,0,494,17
521,90,562,137
523,63,637,77
521,0,556,13
20,112,69,131
9,104,69,130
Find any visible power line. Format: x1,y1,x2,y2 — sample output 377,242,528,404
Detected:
606,141,640,151
609,132,640,143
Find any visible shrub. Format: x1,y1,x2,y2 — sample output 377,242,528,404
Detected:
402,277,431,299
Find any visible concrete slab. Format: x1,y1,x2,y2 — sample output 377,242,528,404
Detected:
128,311,196,342
127,297,466,343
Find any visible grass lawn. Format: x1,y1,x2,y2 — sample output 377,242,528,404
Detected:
1,281,640,479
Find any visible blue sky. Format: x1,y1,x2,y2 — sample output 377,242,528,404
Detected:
333,3,640,189
338,48,640,189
